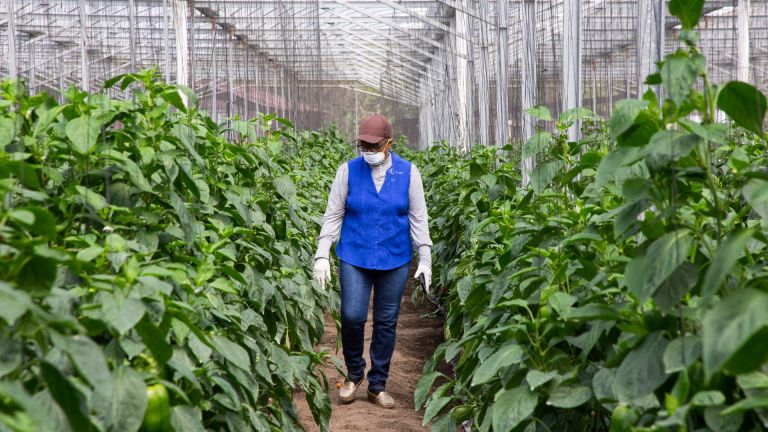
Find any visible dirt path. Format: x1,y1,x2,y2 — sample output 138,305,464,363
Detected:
294,277,444,431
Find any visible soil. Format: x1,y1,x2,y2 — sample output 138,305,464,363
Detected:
294,277,445,432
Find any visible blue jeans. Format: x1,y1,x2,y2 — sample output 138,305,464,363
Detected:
339,260,410,393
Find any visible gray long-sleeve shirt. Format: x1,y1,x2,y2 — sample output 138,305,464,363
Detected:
315,154,433,267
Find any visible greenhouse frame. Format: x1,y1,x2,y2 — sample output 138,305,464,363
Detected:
3,1,765,148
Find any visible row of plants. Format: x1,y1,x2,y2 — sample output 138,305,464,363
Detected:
412,1,768,431
0,69,351,431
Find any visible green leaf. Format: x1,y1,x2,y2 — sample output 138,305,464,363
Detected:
668,0,705,29
136,316,173,364
691,390,725,407
737,371,768,390
8,208,35,225
653,262,698,313
470,343,525,386
77,245,105,263
274,176,297,200
721,394,768,415
523,106,552,121
660,53,705,107
423,396,452,425
169,191,197,243
565,303,621,321
663,335,702,374
415,372,442,410
60,335,112,394
161,89,188,113
75,185,108,211
616,331,669,402
171,406,206,432
625,230,691,304
41,361,94,432
679,120,728,145
642,130,699,170
0,283,31,325
530,161,563,194
522,132,553,159
65,116,101,155
430,413,456,432
703,288,768,377
17,255,57,296
101,294,145,336
456,276,472,305
592,147,642,190
559,107,598,125
547,292,576,318
743,179,768,220
705,405,744,431
104,366,147,432
0,382,54,430
212,335,251,371
526,370,559,390
546,385,592,409
492,386,537,432
717,81,767,135
0,338,21,378
0,117,17,147
609,99,649,141
700,230,753,302
21,207,56,240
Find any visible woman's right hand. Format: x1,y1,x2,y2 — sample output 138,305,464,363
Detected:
313,258,331,289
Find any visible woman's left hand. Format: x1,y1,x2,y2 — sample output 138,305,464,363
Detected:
414,265,432,294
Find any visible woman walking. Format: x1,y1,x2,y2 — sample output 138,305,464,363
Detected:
313,114,432,409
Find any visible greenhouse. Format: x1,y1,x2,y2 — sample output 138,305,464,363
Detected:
1,0,768,431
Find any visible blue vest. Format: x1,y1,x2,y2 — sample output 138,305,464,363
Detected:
336,153,413,270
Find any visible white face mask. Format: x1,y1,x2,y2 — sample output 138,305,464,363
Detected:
362,151,387,166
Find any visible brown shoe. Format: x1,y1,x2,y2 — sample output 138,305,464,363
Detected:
367,390,395,409
339,378,363,403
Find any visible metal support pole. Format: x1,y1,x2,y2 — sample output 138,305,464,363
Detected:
29,41,37,94
637,0,663,97
172,0,189,88
495,0,509,147
254,54,261,116
6,0,17,79
163,0,171,82
737,0,750,82
128,0,137,72
78,0,90,91
227,35,235,119
280,68,286,119
476,0,491,146
286,70,293,123
521,0,537,186
563,0,582,142
244,43,250,120
607,56,613,116
188,0,196,89
456,6,471,151
591,61,597,113
58,54,65,103
212,35,218,122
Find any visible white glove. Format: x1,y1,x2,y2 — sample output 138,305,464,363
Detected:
313,258,331,289
414,264,432,294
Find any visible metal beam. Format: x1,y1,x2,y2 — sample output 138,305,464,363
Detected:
495,0,509,146
6,0,17,78
738,0,750,82
563,0,582,142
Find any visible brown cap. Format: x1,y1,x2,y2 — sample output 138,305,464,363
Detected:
356,114,392,144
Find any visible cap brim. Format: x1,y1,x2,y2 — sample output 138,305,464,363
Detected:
356,134,386,143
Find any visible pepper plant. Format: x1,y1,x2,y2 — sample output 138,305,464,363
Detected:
0,70,351,431
414,1,768,430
